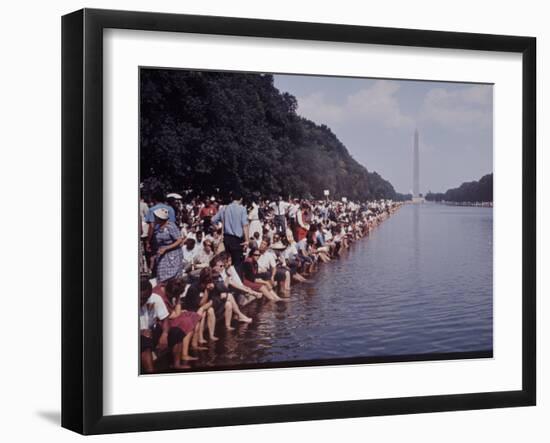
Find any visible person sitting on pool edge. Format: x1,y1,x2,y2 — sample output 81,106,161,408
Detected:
257,238,291,296
211,252,263,305
139,277,169,373
242,247,283,301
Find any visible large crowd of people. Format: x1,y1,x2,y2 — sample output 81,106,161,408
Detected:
139,189,402,372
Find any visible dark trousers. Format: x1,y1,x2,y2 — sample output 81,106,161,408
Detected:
223,234,244,271
274,214,286,234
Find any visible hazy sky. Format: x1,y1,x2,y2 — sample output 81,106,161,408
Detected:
273,74,493,195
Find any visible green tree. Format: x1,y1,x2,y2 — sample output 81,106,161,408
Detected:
140,69,398,202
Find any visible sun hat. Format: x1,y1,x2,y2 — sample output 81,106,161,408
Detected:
153,207,169,220
271,241,286,250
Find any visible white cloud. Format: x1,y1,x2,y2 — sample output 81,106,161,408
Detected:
420,84,492,130
295,80,414,130
296,91,344,124
346,81,415,129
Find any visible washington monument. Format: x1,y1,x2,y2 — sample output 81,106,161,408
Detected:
413,129,424,203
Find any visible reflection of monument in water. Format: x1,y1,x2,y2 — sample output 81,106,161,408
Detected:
412,129,425,203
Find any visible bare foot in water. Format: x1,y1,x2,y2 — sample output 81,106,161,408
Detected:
209,335,219,342
182,355,199,361
226,325,236,331
192,345,208,351
238,315,252,323
198,338,208,345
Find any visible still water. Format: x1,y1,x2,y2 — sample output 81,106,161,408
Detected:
192,203,493,369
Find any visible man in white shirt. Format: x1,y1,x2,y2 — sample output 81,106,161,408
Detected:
270,196,291,234
257,240,278,279
139,277,170,373
192,239,214,270
258,239,291,294
194,230,205,254
182,238,198,271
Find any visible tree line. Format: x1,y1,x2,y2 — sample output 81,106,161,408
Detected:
140,69,398,202
425,173,493,203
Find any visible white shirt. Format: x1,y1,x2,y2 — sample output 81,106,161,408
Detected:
226,265,244,286
194,239,204,255
193,249,213,266
288,204,299,219
257,250,277,272
296,238,308,253
248,203,260,221
180,226,188,238
283,243,298,260
182,246,198,263
140,200,149,221
139,293,169,330
270,201,290,216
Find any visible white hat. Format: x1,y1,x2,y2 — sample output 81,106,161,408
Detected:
166,193,183,199
271,241,286,250
153,207,169,220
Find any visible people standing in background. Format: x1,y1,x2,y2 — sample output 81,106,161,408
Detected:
199,199,217,233
151,208,184,283
140,196,150,222
145,190,176,254
140,196,151,274
211,191,249,271
295,202,310,242
270,196,290,234
248,201,263,240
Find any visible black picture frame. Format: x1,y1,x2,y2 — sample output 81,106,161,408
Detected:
62,8,536,435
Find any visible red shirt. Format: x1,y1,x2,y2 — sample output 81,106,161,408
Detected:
199,206,217,219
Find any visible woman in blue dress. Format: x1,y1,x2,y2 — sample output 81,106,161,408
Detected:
152,207,184,282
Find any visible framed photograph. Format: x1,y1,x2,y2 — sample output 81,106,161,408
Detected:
62,8,536,435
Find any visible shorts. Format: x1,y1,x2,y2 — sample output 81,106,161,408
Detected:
256,271,271,280
275,267,288,282
140,323,162,353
